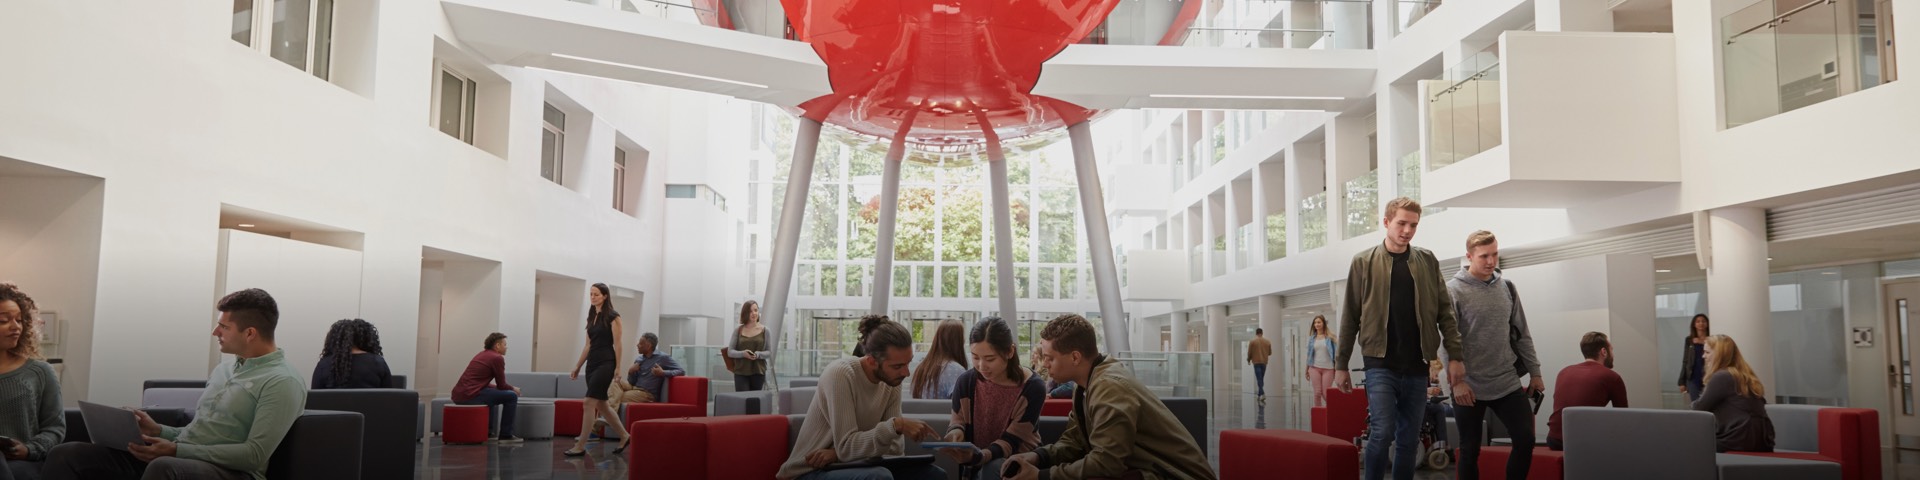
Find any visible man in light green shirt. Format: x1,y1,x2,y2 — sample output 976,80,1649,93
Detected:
43,288,308,480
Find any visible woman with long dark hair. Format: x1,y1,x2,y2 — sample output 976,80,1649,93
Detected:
1679,314,1710,401
565,283,624,456
0,283,63,480
912,319,968,399
312,318,392,389
1303,315,1337,407
726,300,772,391
937,317,1046,479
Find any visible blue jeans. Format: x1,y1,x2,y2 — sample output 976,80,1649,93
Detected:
1363,367,1428,480
1251,363,1268,396
796,464,947,480
457,388,518,437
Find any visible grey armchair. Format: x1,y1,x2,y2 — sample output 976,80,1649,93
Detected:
307,389,417,480
267,410,365,480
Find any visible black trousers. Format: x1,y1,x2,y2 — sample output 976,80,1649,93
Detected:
735,374,766,392
1455,391,1536,480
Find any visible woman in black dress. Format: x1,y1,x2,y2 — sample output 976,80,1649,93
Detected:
311,318,393,389
566,283,624,456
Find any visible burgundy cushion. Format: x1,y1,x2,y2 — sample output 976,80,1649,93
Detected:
1477,446,1564,480
630,415,789,480
1220,429,1357,480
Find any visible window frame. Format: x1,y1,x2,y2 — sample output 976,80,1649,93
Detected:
432,63,479,144
231,0,334,79
541,103,567,185
613,147,628,210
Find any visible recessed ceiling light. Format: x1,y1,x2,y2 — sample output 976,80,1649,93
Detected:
1767,257,1774,261
237,224,256,228
1821,272,1838,275
1656,269,1672,273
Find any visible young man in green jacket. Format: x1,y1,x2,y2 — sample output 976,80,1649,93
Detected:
1333,198,1467,480
1003,314,1215,480
43,289,308,480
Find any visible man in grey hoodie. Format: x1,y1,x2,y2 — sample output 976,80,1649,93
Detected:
1446,230,1542,480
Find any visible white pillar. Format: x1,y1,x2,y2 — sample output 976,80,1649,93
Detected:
1536,0,1615,32
987,141,1018,320
1705,207,1774,392
1068,122,1132,354
1208,304,1230,405
1325,0,1370,49
869,138,907,314
1171,311,1189,352
760,118,822,373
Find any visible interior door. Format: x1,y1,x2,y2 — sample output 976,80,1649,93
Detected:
1886,280,1920,451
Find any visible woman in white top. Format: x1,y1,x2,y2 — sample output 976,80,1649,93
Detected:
1303,315,1338,407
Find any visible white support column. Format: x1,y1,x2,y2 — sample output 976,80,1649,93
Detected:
988,140,1018,321
1706,207,1775,391
1326,0,1371,49
1174,311,1191,352
869,138,907,314
760,118,822,373
1208,304,1230,405
1068,122,1132,355
1250,165,1271,264
1223,179,1241,274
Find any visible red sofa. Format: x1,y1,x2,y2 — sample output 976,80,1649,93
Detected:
1309,388,1368,444
623,376,710,423
1475,446,1564,480
1220,429,1358,480
1041,398,1073,417
1730,407,1879,480
630,414,789,479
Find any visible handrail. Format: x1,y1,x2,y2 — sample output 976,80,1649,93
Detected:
1185,27,1336,34
1429,61,1501,101
629,0,717,14
1726,0,1834,44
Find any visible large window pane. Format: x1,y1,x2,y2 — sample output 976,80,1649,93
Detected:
312,0,333,79
270,0,312,71
819,264,840,296
916,266,937,298
799,185,841,260
896,188,937,261
438,71,465,138
540,129,562,183
231,0,254,46
940,267,960,298
939,187,985,262
1037,188,1078,263
1037,268,1055,299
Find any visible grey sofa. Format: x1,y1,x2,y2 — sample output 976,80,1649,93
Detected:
266,410,365,480
307,389,417,480
715,390,777,416
429,372,586,434
1562,407,1838,480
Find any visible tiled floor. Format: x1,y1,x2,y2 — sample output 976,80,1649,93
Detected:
414,388,1457,479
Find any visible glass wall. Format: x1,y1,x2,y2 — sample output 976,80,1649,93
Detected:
1342,169,1379,239
1659,265,1860,408
1721,0,1898,128
1423,47,1502,171
748,111,1092,301
1299,192,1329,251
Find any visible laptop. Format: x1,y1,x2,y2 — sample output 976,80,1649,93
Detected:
78,401,149,451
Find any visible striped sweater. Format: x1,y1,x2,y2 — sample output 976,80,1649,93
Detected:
945,368,1047,466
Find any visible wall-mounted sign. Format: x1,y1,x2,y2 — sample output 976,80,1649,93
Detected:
1852,327,1874,348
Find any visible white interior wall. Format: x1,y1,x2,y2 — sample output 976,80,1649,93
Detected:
1501,253,1657,435
434,259,503,398
214,230,365,385
533,274,587,372
0,175,104,406
415,265,445,397
0,2,709,405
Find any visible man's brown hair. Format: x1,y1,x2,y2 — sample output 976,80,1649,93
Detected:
1383,197,1423,220
1040,314,1099,358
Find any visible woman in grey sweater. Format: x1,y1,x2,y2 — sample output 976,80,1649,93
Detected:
1692,335,1775,452
0,283,64,480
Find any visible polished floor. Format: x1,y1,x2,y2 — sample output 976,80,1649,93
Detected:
413,387,1456,479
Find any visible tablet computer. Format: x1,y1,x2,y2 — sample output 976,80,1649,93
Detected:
825,454,936,470
917,441,974,450
79,401,149,451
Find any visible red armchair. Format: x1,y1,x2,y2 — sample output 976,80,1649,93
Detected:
1220,429,1358,480
624,376,709,423
1731,407,1880,480
1477,446,1564,480
630,414,789,479
1309,388,1368,444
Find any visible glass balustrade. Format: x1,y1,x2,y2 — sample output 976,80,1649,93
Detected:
1396,151,1444,215
1189,244,1205,282
1265,213,1287,261
1299,192,1329,251
1722,0,1898,128
1236,223,1255,268
1113,351,1214,402
1084,0,1370,49
1210,234,1226,276
1343,169,1379,239
1392,0,1442,35
1423,50,1502,171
